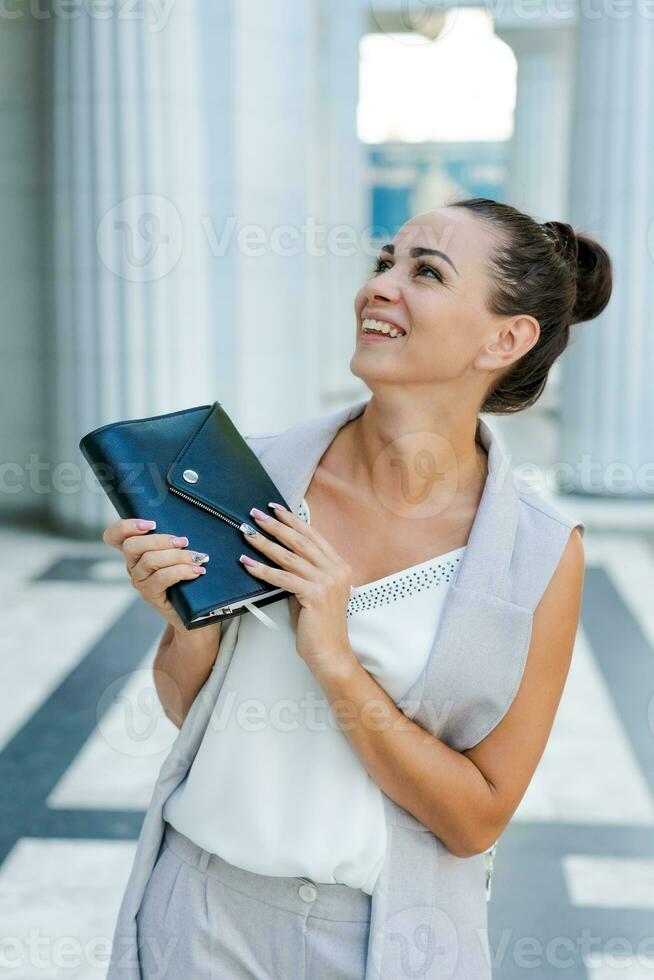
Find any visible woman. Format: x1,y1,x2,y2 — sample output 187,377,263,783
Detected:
102,198,612,979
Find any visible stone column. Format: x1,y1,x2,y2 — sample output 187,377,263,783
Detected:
315,0,370,409
559,16,654,499
227,0,323,432
49,0,216,532
0,12,45,523
494,22,576,222
494,19,576,414
48,0,329,533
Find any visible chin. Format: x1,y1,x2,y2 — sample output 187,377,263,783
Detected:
349,355,399,385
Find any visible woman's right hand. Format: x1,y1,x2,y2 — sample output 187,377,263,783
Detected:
102,518,210,629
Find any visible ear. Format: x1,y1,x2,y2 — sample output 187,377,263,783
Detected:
509,313,540,357
476,314,540,372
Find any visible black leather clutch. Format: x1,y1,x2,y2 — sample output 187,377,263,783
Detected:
79,402,293,630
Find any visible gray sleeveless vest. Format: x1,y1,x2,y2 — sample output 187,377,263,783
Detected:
105,396,585,980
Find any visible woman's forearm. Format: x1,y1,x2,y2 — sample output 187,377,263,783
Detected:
312,649,496,858
153,621,222,728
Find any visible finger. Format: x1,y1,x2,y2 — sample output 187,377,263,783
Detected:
248,507,330,568
122,532,192,571
102,518,157,550
263,504,346,564
238,554,305,597
131,547,210,585
138,563,207,603
242,528,321,583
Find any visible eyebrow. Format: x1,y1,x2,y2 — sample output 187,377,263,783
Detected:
380,243,459,275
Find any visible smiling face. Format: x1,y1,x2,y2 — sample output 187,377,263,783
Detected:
351,206,539,409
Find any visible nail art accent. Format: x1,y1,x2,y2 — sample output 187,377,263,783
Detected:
250,507,269,520
239,554,257,566
191,552,209,564
240,523,258,537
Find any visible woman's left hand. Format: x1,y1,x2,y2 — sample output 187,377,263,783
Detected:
239,503,354,674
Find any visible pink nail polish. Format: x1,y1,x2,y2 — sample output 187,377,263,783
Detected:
267,502,287,511
250,507,269,520
239,554,256,566
137,519,156,530
172,536,189,547
192,566,206,574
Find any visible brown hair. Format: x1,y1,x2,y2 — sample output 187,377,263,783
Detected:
449,197,613,415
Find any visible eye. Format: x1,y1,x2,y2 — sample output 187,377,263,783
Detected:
371,256,444,283
372,256,391,275
414,262,444,282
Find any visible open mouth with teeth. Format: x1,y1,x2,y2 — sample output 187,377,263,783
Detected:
361,317,406,339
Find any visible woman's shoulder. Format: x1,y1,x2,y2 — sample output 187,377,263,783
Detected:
509,478,585,609
513,476,585,539
243,407,324,445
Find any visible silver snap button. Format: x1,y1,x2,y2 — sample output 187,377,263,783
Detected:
298,882,317,903
182,469,199,484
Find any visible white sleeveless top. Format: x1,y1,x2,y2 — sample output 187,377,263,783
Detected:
163,497,466,894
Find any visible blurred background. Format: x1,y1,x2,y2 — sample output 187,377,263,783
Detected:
1,1,653,977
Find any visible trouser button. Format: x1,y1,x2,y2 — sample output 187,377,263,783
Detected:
298,882,317,903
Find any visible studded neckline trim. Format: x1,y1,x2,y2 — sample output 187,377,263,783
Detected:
296,497,466,617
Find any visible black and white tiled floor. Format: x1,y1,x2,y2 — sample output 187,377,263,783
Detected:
1,527,653,978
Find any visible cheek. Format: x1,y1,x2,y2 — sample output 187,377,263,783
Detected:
409,298,479,368
354,286,368,316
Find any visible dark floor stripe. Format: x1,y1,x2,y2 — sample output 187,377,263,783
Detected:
27,808,145,840
487,570,654,978
492,821,654,979
0,597,161,862
581,566,654,798
500,821,654,858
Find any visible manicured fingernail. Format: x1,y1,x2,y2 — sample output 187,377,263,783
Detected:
250,507,269,521
172,536,189,547
239,554,257,566
192,566,206,574
137,519,156,529
240,523,258,537
191,552,209,564
267,502,287,511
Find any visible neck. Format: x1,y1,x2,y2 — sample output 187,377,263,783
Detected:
343,395,488,520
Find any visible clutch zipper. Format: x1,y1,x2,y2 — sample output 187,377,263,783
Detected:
168,484,244,531
169,483,283,628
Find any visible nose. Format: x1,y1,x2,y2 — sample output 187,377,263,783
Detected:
365,268,401,304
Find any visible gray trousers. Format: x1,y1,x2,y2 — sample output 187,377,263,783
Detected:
135,822,372,979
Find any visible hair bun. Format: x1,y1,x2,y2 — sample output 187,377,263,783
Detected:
542,220,613,325
541,220,579,265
